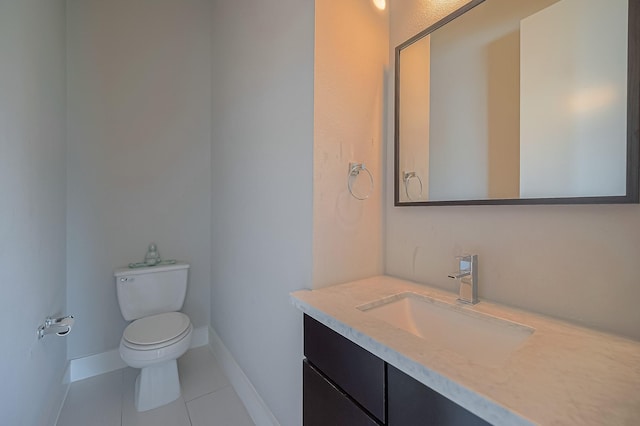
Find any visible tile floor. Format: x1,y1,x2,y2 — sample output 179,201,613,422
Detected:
57,347,255,426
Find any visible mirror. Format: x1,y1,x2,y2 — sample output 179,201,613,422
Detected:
395,0,639,205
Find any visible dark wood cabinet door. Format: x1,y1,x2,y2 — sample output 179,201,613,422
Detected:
387,365,491,426
303,360,381,426
304,315,386,423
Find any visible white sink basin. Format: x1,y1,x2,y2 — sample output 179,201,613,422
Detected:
358,292,534,367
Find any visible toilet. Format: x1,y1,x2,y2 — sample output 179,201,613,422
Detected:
115,262,193,412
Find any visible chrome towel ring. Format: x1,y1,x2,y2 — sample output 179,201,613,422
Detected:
348,162,374,200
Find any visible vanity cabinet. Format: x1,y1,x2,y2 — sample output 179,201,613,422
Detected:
303,314,490,426
303,360,380,426
303,315,385,425
387,365,490,426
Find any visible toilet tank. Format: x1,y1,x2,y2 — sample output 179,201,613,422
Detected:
115,262,190,321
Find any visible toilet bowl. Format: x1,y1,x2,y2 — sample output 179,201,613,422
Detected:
119,312,193,411
115,262,192,412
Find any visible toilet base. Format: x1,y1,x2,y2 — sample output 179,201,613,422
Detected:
134,360,181,412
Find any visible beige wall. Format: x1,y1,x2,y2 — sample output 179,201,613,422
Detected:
67,0,212,358
313,0,388,288
388,0,640,340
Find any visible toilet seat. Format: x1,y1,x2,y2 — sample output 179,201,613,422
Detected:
119,318,193,369
123,312,191,351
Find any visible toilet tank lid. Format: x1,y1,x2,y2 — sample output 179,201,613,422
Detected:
114,261,190,277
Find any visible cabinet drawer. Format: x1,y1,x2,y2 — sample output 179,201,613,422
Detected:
303,361,380,426
387,365,490,426
303,315,386,423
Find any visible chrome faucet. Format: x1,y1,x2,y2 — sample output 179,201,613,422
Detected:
448,255,478,304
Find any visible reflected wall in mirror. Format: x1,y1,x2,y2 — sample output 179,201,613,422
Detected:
395,0,639,205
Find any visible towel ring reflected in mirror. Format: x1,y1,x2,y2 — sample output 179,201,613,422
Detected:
403,171,424,201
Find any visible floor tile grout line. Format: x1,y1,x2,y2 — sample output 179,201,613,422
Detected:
184,383,233,404
184,398,194,426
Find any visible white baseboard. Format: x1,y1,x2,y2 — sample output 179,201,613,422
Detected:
208,326,280,426
48,361,71,426
68,326,209,383
190,325,209,348
69,348,127,382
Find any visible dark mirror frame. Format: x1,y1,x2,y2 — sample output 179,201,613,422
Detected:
394,0,639,206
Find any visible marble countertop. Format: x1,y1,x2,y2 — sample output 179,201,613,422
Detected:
291,276,640,426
